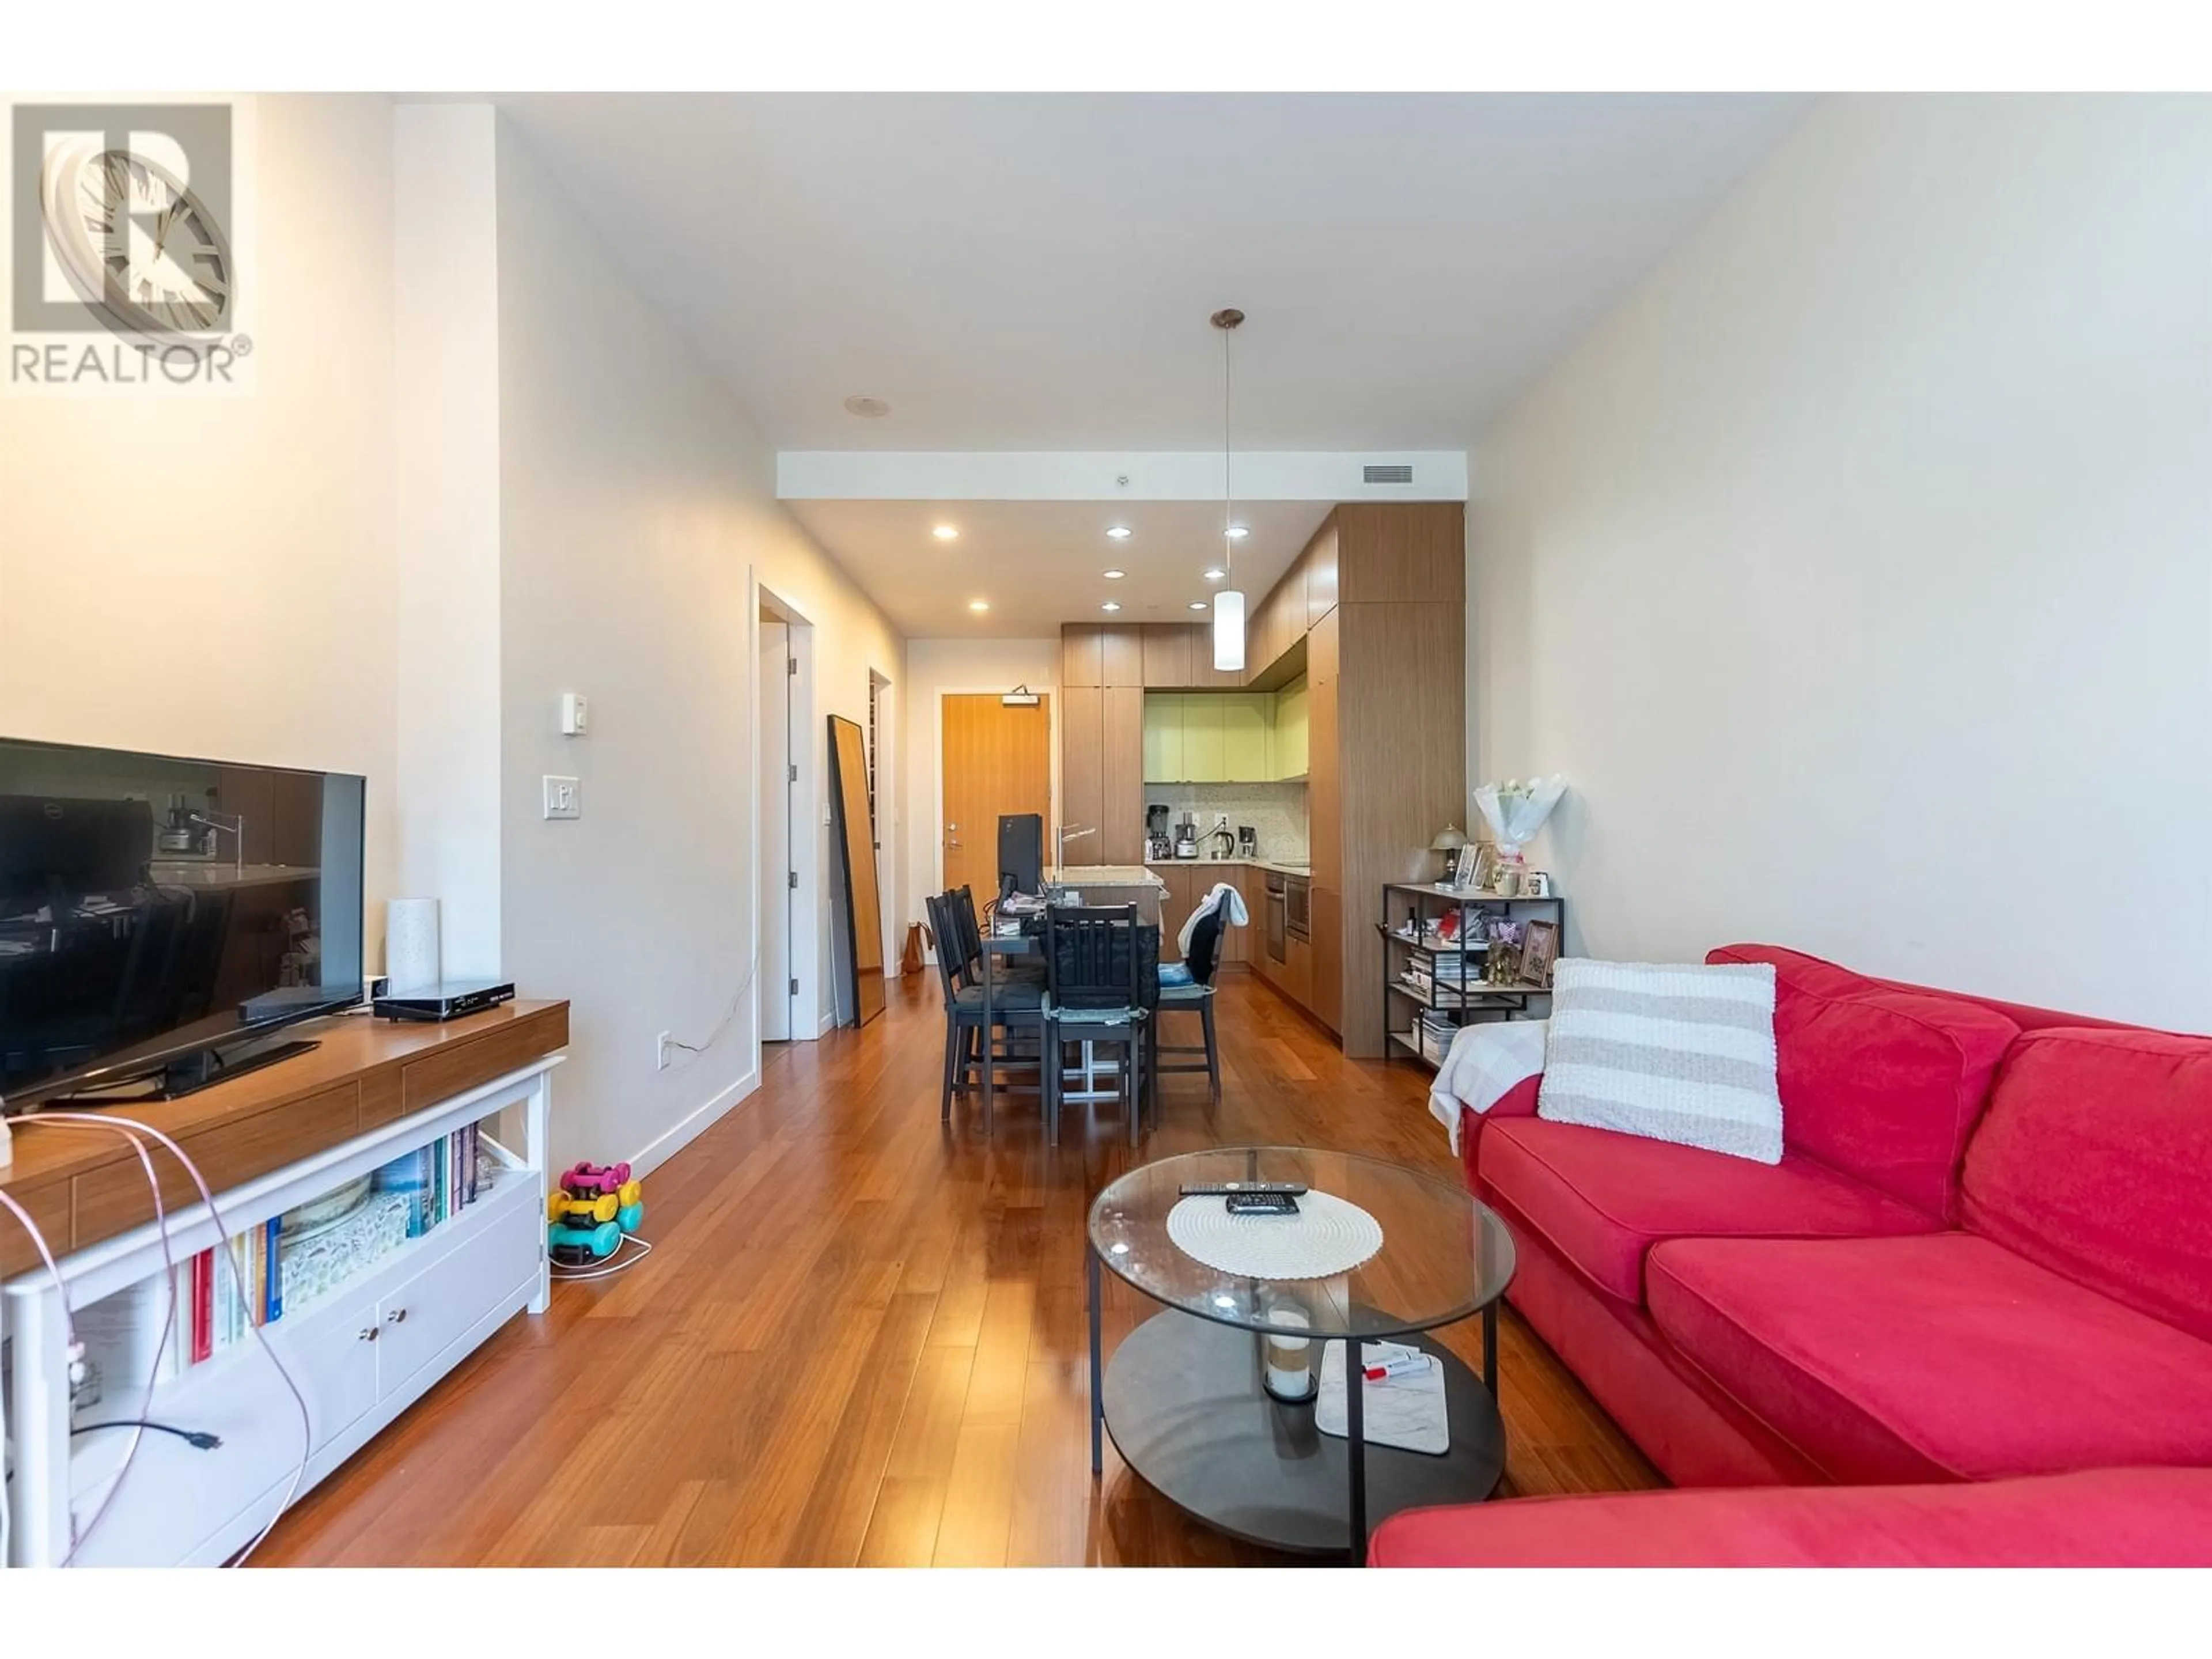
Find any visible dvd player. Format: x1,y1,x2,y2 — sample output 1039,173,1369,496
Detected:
373,979,516,1023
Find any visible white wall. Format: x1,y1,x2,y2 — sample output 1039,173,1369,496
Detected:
392,103,502,980
901,637,1059,935
1471,95,2212,1028
493,118,900,1174
0,94,400,960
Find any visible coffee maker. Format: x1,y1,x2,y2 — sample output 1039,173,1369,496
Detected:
1237,825,1258,859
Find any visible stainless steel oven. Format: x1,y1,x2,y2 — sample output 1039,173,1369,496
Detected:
1285,875,1310,942
1264,871,1287,963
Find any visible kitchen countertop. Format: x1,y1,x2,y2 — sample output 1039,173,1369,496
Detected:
1148,857,1313,879
1047,865,1169,887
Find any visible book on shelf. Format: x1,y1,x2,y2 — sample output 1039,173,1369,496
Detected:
145,1126,494,1373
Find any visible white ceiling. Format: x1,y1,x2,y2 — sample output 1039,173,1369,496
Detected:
780,499,1328,637
495,93,1812,452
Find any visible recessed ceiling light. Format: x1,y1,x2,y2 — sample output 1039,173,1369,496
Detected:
1102,568,1126,580
1203,567,1226,582
1100,601,1122,612
1106,525,1133,541
968,600,990,613
1224,524,1249,540
843,395,890,418
932,524,960,541
1188,600,1210,611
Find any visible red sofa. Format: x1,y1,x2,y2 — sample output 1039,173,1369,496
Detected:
1369,1467,2212,1566
1392,944,2212,1559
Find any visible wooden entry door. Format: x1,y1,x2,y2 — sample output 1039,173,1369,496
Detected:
941,693,1052,901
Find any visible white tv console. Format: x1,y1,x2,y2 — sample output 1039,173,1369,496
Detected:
1,1005,565,1567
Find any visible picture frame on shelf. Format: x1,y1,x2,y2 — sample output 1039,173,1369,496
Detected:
1449,843,1481,891
1525,870,1552,897
1518,919,1560,988
1469,842,1502,893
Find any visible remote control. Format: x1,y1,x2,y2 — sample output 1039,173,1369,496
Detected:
1178,1181,1308,1198
1225,1192,1301,1215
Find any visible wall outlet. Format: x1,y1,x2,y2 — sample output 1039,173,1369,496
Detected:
543,775,581,820
656,1031,673,1070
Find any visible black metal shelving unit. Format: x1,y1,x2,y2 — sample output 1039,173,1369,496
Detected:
1378,881,1566,1070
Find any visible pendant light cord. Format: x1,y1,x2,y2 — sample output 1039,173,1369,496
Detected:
1221,317,1234,585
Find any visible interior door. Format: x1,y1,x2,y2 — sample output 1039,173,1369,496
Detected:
760,622,793,1040
941,693,1052,901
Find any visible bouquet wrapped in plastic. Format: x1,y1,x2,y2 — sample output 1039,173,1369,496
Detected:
1472,777,1567,880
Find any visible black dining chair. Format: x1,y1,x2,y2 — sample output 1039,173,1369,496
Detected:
925,890,1047,1126
1149,903,1224,1104
1041,904,1157,1147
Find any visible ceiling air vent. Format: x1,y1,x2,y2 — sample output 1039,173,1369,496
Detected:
1363,463,1414,485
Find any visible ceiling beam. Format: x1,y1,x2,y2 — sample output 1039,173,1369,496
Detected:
776,450,1468,502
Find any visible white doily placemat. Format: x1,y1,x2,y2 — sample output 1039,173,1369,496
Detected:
1165,1191,1384,1280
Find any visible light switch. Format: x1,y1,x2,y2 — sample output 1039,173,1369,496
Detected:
560,692,589,736
543,775,581,820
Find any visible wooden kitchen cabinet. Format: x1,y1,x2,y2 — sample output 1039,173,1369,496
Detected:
1101,624,1145,688
1308,608,1340,892
1141,623,1192,688
1311,885,1343,1033
1283,930,1313,1009
1063,624,1104,688
1061,684,1104,851
1305,518,1340,628
1101,687,1145,863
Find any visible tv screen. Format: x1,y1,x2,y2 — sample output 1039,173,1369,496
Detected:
0,738,366,1109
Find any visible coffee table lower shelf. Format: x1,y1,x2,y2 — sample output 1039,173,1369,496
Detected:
1100,1306,1506,1558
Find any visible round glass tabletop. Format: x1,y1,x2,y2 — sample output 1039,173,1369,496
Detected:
1088,1146,1516,1340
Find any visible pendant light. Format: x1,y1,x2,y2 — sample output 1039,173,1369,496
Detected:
1210,307,1247,674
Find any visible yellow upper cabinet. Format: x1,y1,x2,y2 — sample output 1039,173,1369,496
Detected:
1273,677,1309,779
1181,695,1226,782
1147,687,1309,782
1221,694,1271,782
1143,693,1183,783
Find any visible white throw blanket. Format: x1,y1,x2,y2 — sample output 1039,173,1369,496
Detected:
1176,880,1250,957
1427,1019,1549,1157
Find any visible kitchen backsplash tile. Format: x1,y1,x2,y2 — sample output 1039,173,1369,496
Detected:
1145,782,1308,862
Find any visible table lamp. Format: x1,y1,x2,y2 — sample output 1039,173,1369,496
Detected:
1429,823,1469,884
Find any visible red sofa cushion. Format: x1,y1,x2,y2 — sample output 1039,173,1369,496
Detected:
1480,1118,1939,1306
1456,1073,1540,1193
1709,944,2020,1220
1647,1233,2212,1484
1961,1027,2212,1346
1368,1467,2212,1566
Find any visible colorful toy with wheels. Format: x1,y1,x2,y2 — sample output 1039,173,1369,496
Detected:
549,1163,645,1267
549,1217,622,1266
560,1161,632,1197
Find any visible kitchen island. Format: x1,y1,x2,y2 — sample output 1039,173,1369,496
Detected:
1046,865,1168,929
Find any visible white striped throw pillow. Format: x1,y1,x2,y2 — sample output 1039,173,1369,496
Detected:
1536,959,1783,1164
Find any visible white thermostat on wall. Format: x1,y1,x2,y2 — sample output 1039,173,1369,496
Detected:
560,692,589,736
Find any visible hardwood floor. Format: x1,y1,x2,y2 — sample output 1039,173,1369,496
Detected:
253,971,1659,1567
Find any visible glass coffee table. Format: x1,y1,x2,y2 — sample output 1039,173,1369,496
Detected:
1088,1146,1517,1562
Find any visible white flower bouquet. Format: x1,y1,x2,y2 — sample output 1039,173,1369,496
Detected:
1472,776,1567,874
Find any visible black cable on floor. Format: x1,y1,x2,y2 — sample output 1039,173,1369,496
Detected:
70,1420,222,1451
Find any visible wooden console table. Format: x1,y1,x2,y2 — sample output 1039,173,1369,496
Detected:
1,1000,569,1566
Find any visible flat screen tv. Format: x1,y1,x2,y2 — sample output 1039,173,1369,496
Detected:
0,737,366,1111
